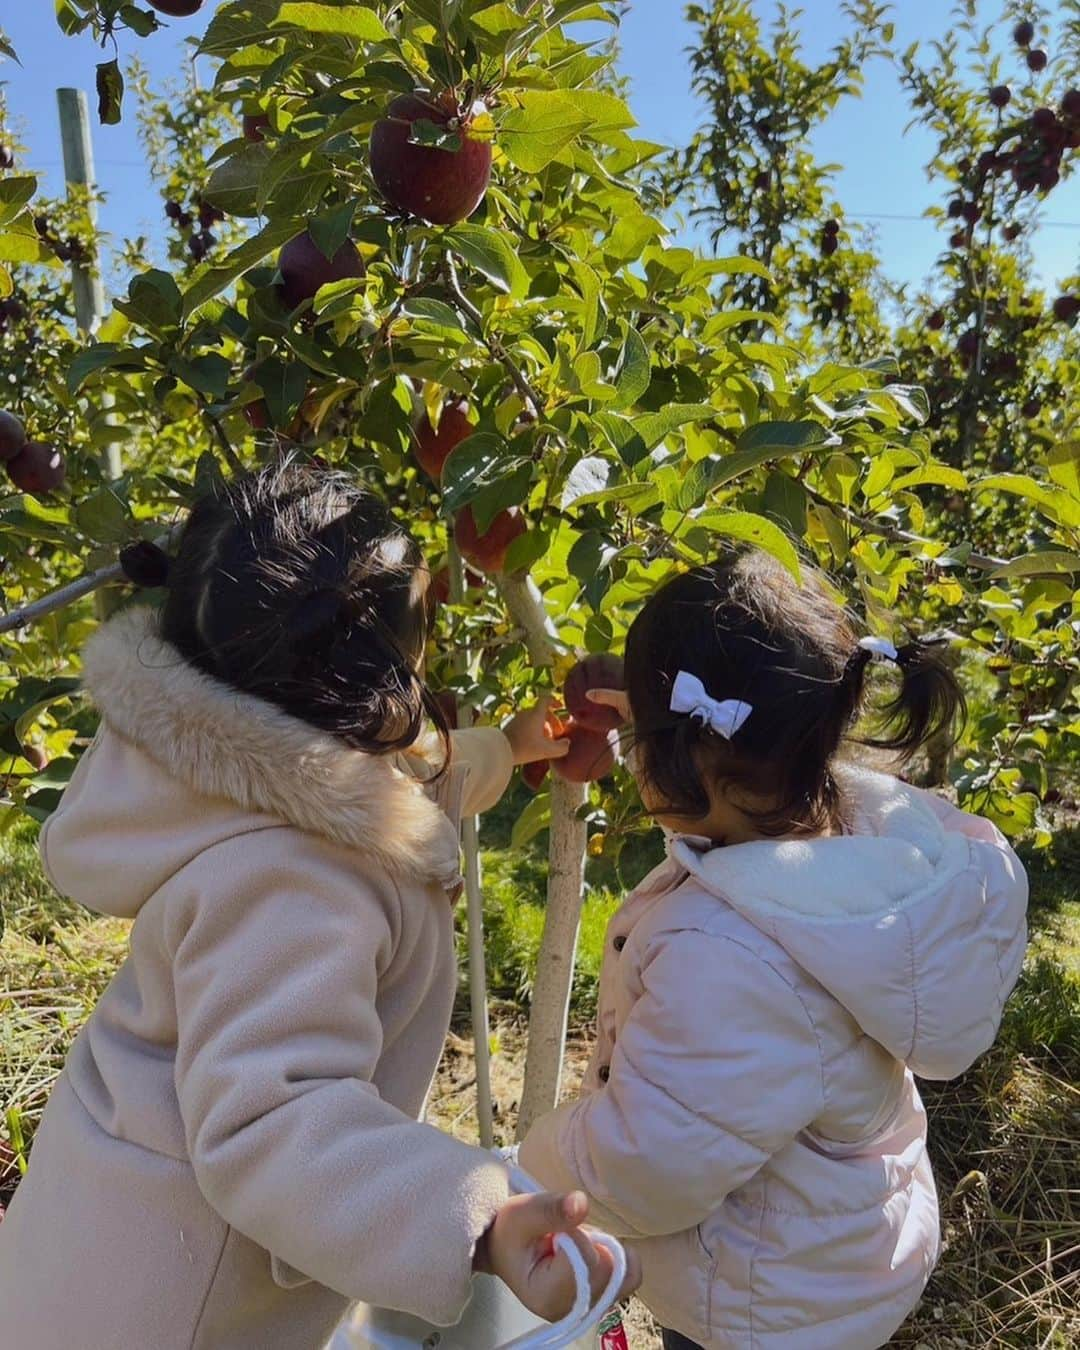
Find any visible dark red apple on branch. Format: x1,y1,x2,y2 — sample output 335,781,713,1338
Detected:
413,401,474,481
563,655,626,733
0,410,28,462
7,442,65,495
370,90,492,225
148,0,204,14
454,505,526,573
522,758,550,792
243,113,270,143
278,230,365,310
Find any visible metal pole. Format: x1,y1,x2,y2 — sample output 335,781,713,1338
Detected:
57,87,123,619
449,539,495,1149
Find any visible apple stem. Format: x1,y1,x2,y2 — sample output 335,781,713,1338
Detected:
443,251,545,423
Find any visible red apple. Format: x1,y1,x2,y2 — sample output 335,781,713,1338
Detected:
21,743,47,771
0,410,28,462
563,655,625,733
989,84,1012,108
1026,47,1048,72
454,505,526,574
278,230,365,310
1052,295,1079,323
1013,19,1034,46
1063,90,1080,120
413,401,473,481
148,0,203,14
522,759,549,792
552,720,618,785
243,113,270,142
370,90,492,226
7,442,65,494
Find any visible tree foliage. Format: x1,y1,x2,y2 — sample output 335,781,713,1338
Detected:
0,1,1078,888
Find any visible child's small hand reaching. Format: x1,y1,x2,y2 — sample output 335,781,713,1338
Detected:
474,1190,641,1323
502,695,571,766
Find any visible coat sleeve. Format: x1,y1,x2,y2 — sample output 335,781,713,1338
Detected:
451,727,515,817
169,837,509,1325
519,930,824,1239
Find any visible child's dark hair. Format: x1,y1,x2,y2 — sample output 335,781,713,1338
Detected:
121,462,447,757
624,550,965,834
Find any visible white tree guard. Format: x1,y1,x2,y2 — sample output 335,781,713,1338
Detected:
498,573,588,1140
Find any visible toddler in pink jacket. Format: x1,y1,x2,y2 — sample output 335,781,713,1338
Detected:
520,550,1028,1349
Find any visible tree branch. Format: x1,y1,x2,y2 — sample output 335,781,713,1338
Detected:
806,488,1009,572
0,527,181,636
443,250,544,422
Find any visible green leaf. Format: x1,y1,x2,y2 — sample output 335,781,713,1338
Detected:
0,214,60,266
892,465,967,492
441,433,531,517
1046,443,1079,500
401,298,466,333
567,480,661,512
445,225,528,299
169,353,233,400
182,219,299,317
737,420,829,456
205,144,272,218
761,471,808,536
253,357,309,426
823,453,860,507
116,269,182,332
511,791,551,849
976,474,1080,530
118,5,159,37
499,91,592,173
74,487,134,546
66,344,146,395
0,176,37,229
990,551,1080,579
96,59,124,125
692,511,801,580
271,3,389,39
308,200,357,262
609,322,651,411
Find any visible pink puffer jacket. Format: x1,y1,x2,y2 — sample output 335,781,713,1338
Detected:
520,767,1028,1349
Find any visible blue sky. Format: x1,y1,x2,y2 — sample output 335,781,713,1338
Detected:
2,2,1078,300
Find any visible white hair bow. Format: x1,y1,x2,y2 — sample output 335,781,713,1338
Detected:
858,635,899,663
670,670,752,739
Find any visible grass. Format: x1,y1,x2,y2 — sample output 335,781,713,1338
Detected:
3,798,1079,1347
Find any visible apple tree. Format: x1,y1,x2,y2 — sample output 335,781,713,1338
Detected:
2,0,1075,1116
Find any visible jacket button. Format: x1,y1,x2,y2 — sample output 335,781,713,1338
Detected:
598,1065,610,1083
613,935,626,952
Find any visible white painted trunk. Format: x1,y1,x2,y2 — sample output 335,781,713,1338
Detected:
497,573,588,1139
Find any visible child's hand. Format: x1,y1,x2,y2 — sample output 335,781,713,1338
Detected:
503,695,571,766
475,1190,641,1323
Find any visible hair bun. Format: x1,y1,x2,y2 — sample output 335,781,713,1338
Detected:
119,540,172,589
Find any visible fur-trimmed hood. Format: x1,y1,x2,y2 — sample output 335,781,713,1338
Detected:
54,605,462,912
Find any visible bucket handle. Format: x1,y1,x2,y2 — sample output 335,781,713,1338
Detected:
498,1163,628,1350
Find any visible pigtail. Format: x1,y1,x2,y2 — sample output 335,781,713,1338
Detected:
863,636,967,758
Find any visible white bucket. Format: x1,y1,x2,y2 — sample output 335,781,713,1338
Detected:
330,1162,627,1350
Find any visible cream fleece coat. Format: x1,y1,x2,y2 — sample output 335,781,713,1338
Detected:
0,607,515,1350
520,769,1028,1349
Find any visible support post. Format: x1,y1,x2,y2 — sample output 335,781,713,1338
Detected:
498,572,588,1140
449,540,494,1149
57,87,122,617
